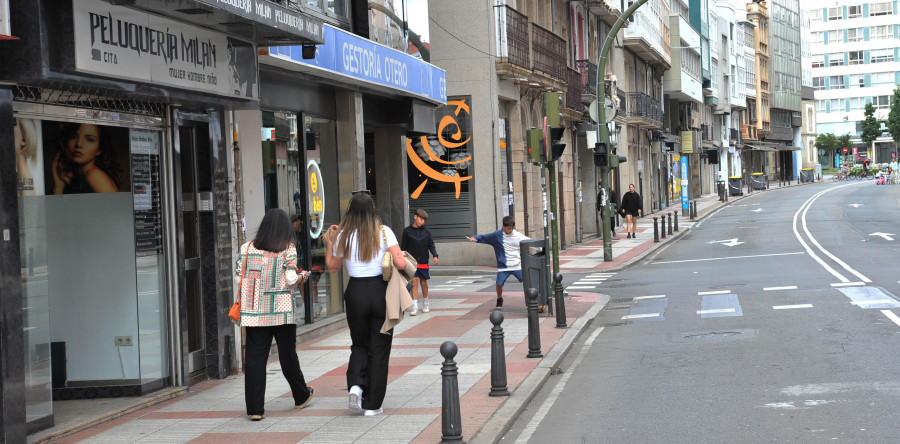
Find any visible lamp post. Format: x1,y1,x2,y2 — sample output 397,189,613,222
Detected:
595,0,652,261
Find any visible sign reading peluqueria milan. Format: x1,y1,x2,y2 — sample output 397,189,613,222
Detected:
73,0,259,100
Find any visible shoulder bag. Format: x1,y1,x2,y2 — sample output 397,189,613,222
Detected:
229,244,249,323
381,225,393,281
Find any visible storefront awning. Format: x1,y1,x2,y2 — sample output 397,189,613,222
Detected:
746,144,776,152
776,145,802,151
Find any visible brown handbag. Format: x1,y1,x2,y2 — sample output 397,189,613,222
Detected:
229,244,249,323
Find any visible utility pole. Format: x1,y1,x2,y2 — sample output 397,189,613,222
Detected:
595,0,650,262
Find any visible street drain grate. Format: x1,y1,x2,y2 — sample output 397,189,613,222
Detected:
684,332,741,339
609,298,633,304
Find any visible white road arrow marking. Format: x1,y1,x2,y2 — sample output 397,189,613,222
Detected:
870,232,895,241
707,238,744,247
849,204,863,208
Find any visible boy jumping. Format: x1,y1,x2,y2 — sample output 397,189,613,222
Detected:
468,216,530,309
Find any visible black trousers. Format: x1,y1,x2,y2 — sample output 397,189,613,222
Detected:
344,276,393,410
244,324,311,415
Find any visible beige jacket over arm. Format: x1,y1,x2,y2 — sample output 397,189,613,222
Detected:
381,251,417,334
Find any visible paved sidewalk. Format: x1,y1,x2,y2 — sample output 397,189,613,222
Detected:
32,179,816,444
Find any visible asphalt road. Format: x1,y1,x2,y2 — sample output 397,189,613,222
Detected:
503,180,900,443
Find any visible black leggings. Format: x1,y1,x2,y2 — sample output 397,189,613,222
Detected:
344,276,393,410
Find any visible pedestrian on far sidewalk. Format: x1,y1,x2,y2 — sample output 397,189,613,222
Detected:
620,184,642,238
401,209,438,315
235,208,314,422
595,185,619,237
324,191,408,417
468,216,531,310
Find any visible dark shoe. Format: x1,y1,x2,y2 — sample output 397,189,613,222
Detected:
295,386,315,409
250,414,265,421
496,297,503,309
611,231,616,237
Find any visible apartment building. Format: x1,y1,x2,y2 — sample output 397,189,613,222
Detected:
809,0,900,164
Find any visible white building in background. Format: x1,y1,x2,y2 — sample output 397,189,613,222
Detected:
809,0,900,163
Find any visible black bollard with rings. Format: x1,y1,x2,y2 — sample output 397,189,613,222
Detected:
674,211,679,232
653,217,659,242
526,288,543,358
689,201,695,220
489,311,509,397
553,274,567,328
440,341,465,443
660,215,666,239
667,212,673,235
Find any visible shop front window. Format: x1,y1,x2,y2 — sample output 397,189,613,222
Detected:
15,111,169,427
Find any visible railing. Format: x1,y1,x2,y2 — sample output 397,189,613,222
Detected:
623,11,671,65
626,92,662,124
618,90,628,116
495,4,529,69
566,67,583,111
531,23,566,80
575,60,598,96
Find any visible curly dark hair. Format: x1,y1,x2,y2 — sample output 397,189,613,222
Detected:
56,122,120,186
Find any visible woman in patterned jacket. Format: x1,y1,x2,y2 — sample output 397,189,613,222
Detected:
235,208,314,421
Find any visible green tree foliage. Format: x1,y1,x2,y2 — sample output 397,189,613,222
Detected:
815,133,837,153
860,103,882,147
887,85,900,148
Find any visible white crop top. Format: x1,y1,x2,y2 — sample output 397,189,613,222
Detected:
333,227,398,278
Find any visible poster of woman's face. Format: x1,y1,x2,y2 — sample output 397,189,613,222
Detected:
41,121,131,195
14,117,45,196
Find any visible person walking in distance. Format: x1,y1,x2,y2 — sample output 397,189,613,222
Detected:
620,184,643,238
235,209,314,421
468,216,530,309
597,184,618,237
401,209,439,315
324,191,408,417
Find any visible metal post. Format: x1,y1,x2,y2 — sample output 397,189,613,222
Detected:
540,156,553,316
674,210,679,232
554,274,567,328
489,311,509,397
549,159,560,318
689,201,695,220
440,341,465,443
596,0,652,262
526,288,543,358
653,217,659,242
667,212,673,235
660,215,666,239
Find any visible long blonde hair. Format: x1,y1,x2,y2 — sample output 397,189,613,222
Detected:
335,192,381,262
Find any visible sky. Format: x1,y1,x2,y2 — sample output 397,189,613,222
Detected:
406,0,430,42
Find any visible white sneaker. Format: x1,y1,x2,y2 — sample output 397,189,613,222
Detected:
349,385,363,411
364,408,384,416
409,307,418,316
422,299,430,313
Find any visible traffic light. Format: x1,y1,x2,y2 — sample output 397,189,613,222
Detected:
526,128,543,165
548,126,566,162
594,141,608,167
543,91,563,127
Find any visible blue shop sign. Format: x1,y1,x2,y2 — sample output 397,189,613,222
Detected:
269,26,446,104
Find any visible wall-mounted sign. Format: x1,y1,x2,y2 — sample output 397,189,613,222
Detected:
407,97,473,199
307,160,325,239
681,130,694,154
191,0,323,43
73,0,258,100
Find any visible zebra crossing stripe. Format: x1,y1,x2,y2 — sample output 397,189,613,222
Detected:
697,308,736,315
633,295,665,300
881,310,900,327
566,286,596,290
773,304,813,310
698,290,730,295
764,286,798,291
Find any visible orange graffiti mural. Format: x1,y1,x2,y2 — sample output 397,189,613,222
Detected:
408,98,473,199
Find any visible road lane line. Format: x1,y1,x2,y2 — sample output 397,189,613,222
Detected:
773,304,813,310
698,290,731,295
852,299,895,306
831,282,865,287
764,286,798,291
622,313,660,320
881,310,900,327
652,252,805,264
513,327,604,444
633,295,666,300
566,286,596,290
795,183,871,283
697,308,736,315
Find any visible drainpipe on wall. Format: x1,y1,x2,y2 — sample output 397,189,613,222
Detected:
230,110,245,374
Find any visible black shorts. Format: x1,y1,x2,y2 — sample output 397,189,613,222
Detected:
623,210,640,218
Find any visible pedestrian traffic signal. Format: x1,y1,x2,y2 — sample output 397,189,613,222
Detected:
594,142,608,166
526,128,543,165
548,126,566,162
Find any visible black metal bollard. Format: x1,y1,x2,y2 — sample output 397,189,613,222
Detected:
489,311,509,397
653,217,659,242
554,274,567,328
440,341,465,443
674,211,679,232
689,201,695,220
525,288,543,358
667,212,673,235
660,215,666,239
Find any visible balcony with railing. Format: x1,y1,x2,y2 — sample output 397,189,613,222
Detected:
566,67,584,114
588,0,623,27
623,11,672,70
495,4,530,70
531,24,566,81
575,60,598,101
729,128,740,146
626,92,663,128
